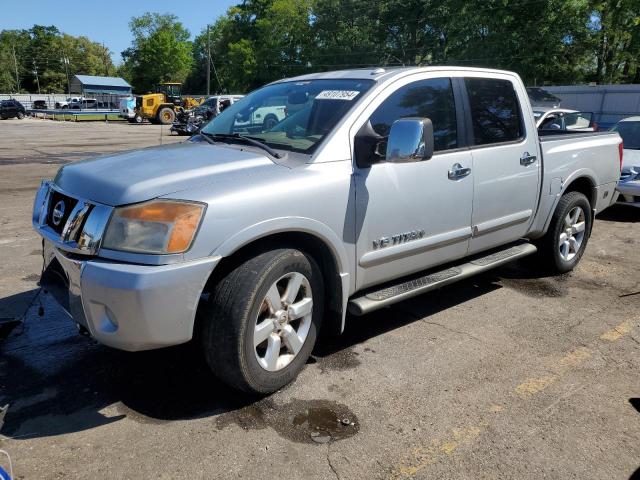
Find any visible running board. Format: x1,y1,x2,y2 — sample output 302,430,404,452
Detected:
348,242,537,315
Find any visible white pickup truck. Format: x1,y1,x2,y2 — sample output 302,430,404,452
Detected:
33,67,622,393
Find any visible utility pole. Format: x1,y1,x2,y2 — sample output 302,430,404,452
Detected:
11,44,20,92
206,25,211,95
33,60,41,94
62,56,71,95
102,43,110,76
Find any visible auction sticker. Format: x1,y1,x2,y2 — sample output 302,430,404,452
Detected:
315,90,360,100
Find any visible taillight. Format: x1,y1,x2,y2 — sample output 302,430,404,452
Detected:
618,142,624,172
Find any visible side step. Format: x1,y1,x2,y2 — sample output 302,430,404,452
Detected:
348,241,537,315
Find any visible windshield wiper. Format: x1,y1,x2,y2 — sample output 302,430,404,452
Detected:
201,132,282,159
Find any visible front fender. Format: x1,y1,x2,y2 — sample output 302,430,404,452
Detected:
210,216,349,273
210,217,352,332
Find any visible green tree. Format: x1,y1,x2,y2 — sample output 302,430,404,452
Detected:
589,0,640,83
120,12,193,92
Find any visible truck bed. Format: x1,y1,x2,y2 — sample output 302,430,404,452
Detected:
529,130,621,236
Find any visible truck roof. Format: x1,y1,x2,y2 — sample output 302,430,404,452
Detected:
273,66,519,84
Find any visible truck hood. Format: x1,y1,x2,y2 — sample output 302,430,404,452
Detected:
54,141,277,206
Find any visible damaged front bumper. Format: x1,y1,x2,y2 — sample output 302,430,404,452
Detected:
33,180,219,351
40,240,219,351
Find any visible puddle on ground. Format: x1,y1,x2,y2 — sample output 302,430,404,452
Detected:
217,398,359,444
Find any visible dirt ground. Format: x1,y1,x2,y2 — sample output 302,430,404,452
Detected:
0,117,638,479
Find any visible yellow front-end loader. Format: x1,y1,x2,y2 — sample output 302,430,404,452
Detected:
135,83,204,125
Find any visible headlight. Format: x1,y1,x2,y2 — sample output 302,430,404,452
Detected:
102,200,205,254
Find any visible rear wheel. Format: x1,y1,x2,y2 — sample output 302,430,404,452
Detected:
200,248,324,394
158,107,175,125
537,191,591,274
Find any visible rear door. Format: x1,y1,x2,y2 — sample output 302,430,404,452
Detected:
463,75,540,254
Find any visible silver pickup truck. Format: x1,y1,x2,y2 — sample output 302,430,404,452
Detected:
32,67,623,393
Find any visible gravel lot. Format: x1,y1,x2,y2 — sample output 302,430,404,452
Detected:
0,118,638,479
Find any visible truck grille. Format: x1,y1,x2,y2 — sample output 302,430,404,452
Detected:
33,181,113,255
47,190,79,234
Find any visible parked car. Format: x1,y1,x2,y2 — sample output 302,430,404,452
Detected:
0,99,26,119
33,67,622,394
234,96,286,130
119,97,142,123
32,100,48,110
55,97,80,109
610,116,640,207
534,107,596,131
69,98,98,110
526,87,562,108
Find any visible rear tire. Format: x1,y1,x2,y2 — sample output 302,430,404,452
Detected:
200,248,324,394
536,191,592,274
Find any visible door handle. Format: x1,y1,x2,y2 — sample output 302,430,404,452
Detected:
448,163,472,180
520,152,537,166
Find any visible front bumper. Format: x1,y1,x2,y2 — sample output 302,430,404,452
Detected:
41,239,219,351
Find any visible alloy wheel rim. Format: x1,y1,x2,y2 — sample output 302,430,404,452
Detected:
558,206,586,262
253,272,313,372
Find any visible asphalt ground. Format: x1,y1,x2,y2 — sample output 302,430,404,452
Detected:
0,117,638,479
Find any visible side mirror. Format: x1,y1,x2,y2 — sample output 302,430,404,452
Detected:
386,117,434,162
354,121,385,168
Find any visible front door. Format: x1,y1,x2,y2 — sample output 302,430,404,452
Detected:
354,76,474,290
463,76,541,254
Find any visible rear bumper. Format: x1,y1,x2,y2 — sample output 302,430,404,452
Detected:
616,180,640,207
41,240,219,351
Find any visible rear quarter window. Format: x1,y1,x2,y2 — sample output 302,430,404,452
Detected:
465,78,524,146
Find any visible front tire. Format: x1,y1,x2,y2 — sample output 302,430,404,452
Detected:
201,248,324,394
262,114,278,131
537,191,592,274
16,111,24,119
157,107,175,125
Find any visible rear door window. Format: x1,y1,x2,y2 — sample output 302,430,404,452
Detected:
464,78,524,145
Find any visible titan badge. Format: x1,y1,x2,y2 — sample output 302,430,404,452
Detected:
373,229,426,249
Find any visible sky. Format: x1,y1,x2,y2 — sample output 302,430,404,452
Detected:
0,0,238,64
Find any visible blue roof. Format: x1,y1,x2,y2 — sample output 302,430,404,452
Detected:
72,75,131,88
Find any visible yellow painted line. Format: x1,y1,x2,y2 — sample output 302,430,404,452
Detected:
556,346,592,369
390,425,484,478
390,322,633,477
600,320,633,342
515,375,557,397
516,347,592,398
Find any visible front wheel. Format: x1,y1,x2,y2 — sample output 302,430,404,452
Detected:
262,114,278,131
200,248,324,394
157,107,175,125
537,191,592,274
16,111,24,119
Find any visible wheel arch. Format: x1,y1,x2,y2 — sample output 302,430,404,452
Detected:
199,220,350,336
540,172,597,236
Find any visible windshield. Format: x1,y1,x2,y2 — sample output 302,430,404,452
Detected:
612,121,640,149
201,79,374,153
